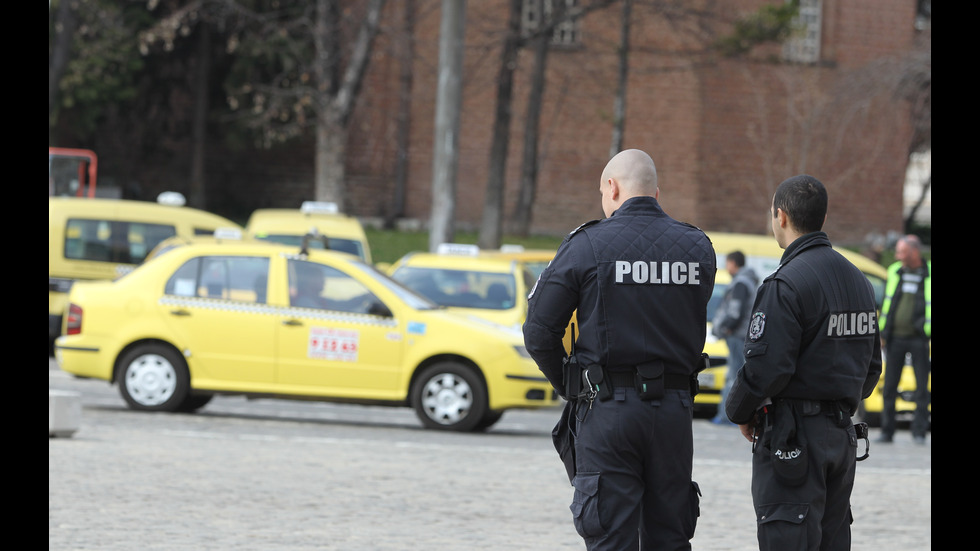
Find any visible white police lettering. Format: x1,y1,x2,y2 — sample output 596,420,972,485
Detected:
826,311,877,337
614,261,701,285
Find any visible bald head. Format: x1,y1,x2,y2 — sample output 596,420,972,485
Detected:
599,149,659,217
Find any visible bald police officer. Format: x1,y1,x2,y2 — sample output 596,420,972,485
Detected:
524,149,716,550
725,175,882,550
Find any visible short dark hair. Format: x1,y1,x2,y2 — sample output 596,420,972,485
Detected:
726,251,745,268
773,174,827,234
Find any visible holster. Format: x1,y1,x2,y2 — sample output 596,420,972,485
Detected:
562,354,581,400
768,400,808,487
552,400,577,485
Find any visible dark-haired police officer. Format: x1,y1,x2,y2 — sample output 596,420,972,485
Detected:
523,149,715,550
725,175,882,551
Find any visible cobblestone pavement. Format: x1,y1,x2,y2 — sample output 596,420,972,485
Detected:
49,364,930,550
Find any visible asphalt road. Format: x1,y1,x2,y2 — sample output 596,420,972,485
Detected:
49,357,930,550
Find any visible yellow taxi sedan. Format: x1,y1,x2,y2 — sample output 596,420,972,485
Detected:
387,244,538,333
54,238,557,431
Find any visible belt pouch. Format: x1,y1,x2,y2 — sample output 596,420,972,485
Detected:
634,360,665,400
583,364,612,400
769,400,808,486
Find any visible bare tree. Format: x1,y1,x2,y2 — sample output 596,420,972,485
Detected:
145,0,386,211
429,0,466,251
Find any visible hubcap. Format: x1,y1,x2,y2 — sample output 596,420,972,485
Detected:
125,353,177,406
421,373,473,425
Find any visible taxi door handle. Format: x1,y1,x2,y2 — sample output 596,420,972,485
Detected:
169,309,191,316
282,319,303,326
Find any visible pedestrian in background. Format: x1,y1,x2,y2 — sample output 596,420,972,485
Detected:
524,149,716,550
726,174,881,550
711,250,758,426
877,234,931,444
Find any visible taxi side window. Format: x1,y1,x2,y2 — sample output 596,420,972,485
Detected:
65,218,176,264
165,256,270,303
289,259,386,315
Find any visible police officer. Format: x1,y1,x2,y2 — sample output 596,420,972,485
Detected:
725,175,882,551
523,149,716,550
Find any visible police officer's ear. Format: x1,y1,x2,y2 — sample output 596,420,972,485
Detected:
774,207,789,230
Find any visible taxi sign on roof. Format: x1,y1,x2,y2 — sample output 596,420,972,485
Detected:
213,227,243,240
436,243,480,256
157,191,187,206
301,201,340,215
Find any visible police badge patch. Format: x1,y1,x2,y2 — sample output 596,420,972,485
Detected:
748,312,766,341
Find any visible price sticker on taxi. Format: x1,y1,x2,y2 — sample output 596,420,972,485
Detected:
309,327,359,361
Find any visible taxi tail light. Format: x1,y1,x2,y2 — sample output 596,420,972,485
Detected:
66,304,83,335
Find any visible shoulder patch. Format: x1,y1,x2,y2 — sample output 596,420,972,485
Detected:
562,219,601,245
748,311,766,341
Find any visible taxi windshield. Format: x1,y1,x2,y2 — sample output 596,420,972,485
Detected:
390,266,517,310
347,261,441,310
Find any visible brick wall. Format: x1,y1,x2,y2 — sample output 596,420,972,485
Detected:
142,0,920,247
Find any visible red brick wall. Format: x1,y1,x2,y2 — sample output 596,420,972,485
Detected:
172,0,920,247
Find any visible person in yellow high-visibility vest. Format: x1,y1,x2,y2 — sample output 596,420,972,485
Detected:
877,235,931,444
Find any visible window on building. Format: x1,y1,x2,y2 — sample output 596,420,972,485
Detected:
782,0,822,64
522,0,581,47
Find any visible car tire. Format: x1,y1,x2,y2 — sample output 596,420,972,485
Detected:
412,362,488,432
176,393,214,413
473,409,504,432
117,344,190,412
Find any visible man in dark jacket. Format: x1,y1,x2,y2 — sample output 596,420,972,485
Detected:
711,250,758,425
725,175,881,551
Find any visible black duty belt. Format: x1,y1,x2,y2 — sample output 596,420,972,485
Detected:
607,370,690,391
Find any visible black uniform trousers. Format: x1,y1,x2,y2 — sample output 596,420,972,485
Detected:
571,387,699,550
752,409,857,551
881,336,931,439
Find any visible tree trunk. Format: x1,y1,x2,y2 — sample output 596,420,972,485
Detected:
189,24,211,210
477,0,522,250
386,0,416,229
315,114,348,209
512,9,550,237
312,0,385,212
609,0,632,159
49,0,78,136
429,0,466,252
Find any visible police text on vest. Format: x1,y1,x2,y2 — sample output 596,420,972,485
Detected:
826,311,877,337
615,261,701,285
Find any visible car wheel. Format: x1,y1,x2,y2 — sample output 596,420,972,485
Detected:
412,362,488,432
176,393,214,413
117,344,190,412
473,409,504,432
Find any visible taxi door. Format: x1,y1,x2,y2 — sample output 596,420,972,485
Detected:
275,259,404,399
160,254,277,386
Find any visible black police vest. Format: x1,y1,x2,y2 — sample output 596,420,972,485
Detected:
581,211,715,374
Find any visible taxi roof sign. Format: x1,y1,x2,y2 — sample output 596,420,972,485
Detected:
436,243,480,256
157,191,187,206
213,227,243,240
301,201,340,215
499,244,525,253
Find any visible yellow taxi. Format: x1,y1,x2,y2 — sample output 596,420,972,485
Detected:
245,201,372,263
387,244,537,333
697,231,893,419
54,237,557,432
48,194,242,351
